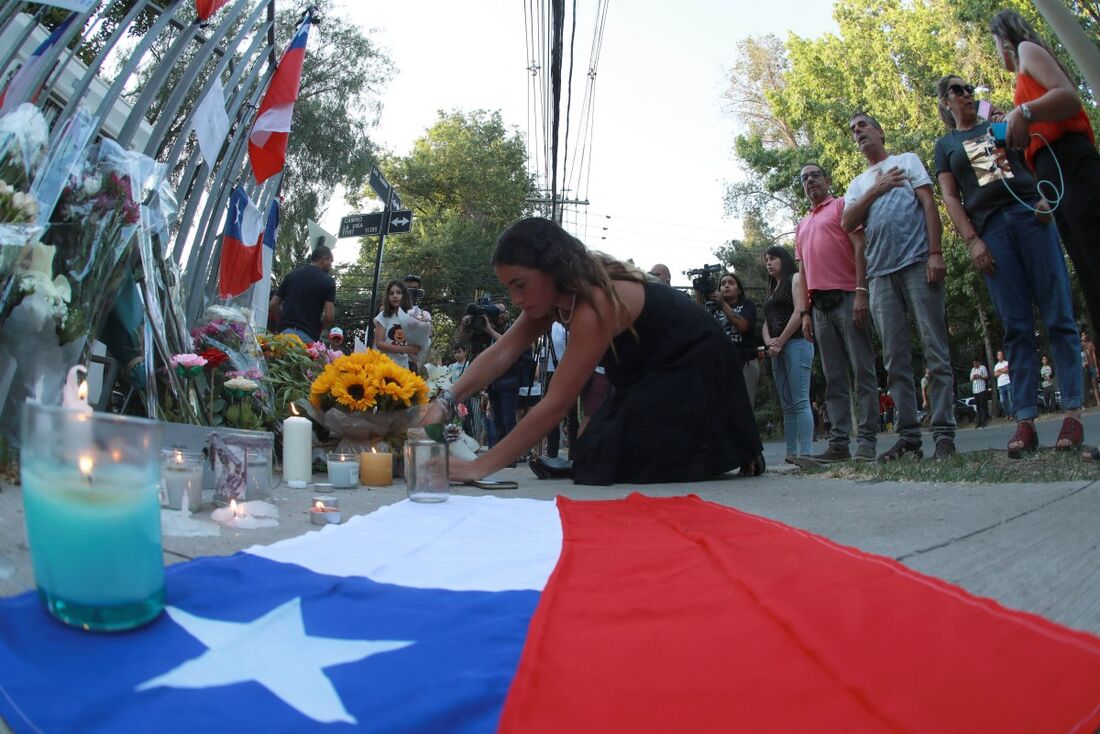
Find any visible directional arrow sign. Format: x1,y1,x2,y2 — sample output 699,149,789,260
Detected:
369,165,391,203
388,189,402,211
387,210,413,234
338,212,384,239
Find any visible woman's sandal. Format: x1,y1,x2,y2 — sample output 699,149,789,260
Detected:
740,452,766,477
1055,416,1083,451
1007,420,1038,459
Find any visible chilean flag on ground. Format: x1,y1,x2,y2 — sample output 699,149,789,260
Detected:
217,185,264,299
248,11,313,184
0,494,1098,732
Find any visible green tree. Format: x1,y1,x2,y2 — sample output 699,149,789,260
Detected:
342,110,533,337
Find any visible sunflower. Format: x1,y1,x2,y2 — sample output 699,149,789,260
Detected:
373,362,429,408
331,369,378,411
308,363,340,407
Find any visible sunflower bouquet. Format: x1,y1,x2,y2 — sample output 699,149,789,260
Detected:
304,350,429,454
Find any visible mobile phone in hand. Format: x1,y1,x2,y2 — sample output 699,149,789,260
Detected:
989,122,1008,147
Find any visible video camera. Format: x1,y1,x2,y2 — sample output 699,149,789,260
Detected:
465,295,499,332
687,264,725,298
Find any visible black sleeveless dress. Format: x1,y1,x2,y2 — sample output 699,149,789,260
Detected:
572,281,763,485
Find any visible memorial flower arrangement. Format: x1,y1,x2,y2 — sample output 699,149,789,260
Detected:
420,362,480,459
302,350,429,454
260,332,343,423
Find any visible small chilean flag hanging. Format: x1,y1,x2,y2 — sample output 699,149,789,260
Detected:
195,0,231,21
248,10,314,184
218,185,264,299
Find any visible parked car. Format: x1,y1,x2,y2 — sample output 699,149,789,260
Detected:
954,398,977,424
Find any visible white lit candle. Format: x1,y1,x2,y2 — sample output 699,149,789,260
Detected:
326,452,359,488
282,405,312,488
162,449,203,512
61,365,93,414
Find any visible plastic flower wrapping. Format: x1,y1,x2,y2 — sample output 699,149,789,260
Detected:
301,350,429,454
420,362,480,460
398,305,433,365
0,110,164,446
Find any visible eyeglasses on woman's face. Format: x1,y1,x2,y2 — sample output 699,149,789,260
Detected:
945,83,975,98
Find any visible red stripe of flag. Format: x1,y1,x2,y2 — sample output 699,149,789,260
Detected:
500,494,1100,733
195,0,231,21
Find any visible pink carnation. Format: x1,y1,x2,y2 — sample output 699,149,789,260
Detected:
171,353,208,369
456,402,469,418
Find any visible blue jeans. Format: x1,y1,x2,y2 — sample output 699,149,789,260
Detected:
771,337,814,456
981,205,1083,420
488,384,519,447
998,384,1014,418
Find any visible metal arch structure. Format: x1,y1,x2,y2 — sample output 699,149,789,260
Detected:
0,0,283,325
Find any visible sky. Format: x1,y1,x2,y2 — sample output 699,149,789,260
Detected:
323,0,838,287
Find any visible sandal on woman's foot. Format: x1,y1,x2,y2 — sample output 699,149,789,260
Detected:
1055,416,1084,450
1007,421,1038,459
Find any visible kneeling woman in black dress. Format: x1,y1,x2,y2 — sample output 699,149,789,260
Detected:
423,217,764,485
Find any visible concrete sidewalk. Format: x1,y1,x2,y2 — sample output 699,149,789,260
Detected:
2,452,1098,638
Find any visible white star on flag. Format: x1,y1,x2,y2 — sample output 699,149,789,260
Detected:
137,598,413,724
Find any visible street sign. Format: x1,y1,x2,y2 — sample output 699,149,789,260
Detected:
369,165,391,203
388,189,402,211
338,210,414,238
387,210,413,234
338,212,384,239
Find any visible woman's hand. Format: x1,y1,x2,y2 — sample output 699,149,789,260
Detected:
402,344,420,354
1005,107,1030,149
1035,197,1054,224
968,237,996,275
420,400,447,426
767,343,783,358
446,456,481,483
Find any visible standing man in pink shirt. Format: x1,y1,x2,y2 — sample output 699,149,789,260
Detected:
795,162,879,463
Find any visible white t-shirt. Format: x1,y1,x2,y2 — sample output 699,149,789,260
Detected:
994,359,1011,387
374,310,410,369
547,322,567,373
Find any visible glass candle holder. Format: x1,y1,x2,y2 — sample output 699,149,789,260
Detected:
404,439,449,503
326,452,359,488
21,402,164,632
161,448,204,512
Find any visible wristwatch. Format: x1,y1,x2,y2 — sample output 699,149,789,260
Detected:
1019,103,1033,122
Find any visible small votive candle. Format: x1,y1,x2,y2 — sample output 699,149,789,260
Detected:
161,448,203,512
326,452,359,488
309,495,340,525
358,449,392,487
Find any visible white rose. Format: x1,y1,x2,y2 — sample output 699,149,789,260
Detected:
81,176,101,197
0,180,13,195
12,192,38,218
224,377,259,392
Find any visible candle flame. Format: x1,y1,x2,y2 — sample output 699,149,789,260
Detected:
289,403,300,417
110,448,123,462
77,380,88,402
370,446,377,454
230,499,239,517
78,454,94,477
173,450,184,465
314,500,325,511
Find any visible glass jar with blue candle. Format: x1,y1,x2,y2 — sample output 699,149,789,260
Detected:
21,403,165,632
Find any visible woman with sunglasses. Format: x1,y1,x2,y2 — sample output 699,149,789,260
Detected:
933,73,1083,456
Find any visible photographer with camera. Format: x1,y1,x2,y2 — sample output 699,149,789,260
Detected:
454,297,524,448
694,270,759,405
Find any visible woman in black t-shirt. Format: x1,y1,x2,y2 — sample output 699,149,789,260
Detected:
762,245,814,461
934,73,1083,457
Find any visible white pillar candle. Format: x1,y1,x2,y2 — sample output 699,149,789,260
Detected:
162,449,204,512
282,414,312,487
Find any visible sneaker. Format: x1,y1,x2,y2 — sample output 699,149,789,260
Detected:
933,439,956,460
807,444,851,464
853,445,876,462
877,439,923,463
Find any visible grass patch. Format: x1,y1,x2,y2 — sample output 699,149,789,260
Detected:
798,448,1100,484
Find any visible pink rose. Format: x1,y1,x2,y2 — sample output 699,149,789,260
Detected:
170,353,208,369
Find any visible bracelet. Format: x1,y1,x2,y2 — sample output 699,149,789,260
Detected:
855,286,869,293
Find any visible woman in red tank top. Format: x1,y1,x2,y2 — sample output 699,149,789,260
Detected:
990,10,1100,462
